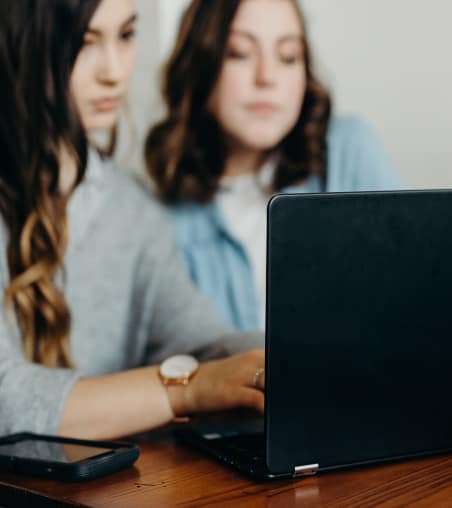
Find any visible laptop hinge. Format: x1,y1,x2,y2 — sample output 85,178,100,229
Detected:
293,463,319,477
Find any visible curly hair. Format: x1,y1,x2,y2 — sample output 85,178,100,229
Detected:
145,0,332,204
0,0,101,367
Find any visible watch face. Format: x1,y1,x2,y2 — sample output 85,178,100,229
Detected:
160,355,199,380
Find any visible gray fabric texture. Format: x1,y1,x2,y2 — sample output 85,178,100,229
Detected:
0,153,263,436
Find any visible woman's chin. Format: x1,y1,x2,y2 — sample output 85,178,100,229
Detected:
83,111,118,132
241,135,285,152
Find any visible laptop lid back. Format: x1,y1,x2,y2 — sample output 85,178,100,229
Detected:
266,191,452,474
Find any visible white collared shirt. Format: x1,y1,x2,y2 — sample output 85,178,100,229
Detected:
218,159,276,329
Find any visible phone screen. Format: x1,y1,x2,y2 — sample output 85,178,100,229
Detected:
0,439,113,463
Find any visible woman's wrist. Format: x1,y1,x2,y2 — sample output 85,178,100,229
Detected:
147,366,178,424
165,384,187,417
157,357,200,418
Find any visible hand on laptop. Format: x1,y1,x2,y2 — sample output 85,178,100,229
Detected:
168,349,265,417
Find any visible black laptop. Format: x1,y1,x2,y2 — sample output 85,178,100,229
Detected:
177,190,452,479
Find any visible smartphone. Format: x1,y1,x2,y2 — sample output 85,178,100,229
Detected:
0,432,139,481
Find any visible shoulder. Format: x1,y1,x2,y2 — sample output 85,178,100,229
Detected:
106,171,170,227
83,169,180,261
328,115,381,154
326,115,401,191
167,200,221,246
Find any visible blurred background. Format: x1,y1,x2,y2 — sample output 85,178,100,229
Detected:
120,0,452,188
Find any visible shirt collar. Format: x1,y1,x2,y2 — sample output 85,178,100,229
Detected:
219,155,279,195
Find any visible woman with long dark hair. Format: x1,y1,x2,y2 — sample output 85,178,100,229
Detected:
0,0,264,439
146,0,401,331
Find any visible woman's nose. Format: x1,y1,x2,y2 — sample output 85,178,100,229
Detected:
97,44,123,84
255,53,277,88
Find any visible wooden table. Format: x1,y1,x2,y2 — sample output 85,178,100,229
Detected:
2,417,452,508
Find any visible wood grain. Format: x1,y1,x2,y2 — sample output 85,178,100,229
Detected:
2,418,452,508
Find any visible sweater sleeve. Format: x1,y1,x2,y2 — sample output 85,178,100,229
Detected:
137,205,264,364
0,348,79,437
0,297,79,437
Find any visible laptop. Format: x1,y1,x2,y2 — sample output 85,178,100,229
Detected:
176,190,452,479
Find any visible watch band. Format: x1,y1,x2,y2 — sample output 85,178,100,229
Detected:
158,355,199,423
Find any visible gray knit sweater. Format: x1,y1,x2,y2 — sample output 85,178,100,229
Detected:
0,153,262,436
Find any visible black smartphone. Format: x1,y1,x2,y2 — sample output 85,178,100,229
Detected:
0,432,139,481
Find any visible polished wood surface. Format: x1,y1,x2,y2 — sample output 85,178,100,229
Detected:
2,417,452,508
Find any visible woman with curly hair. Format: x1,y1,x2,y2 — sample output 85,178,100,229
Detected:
145,0,401,331
0,0,265,440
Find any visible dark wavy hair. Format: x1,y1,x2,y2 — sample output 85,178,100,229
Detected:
145,0,332,203
0,0,101,367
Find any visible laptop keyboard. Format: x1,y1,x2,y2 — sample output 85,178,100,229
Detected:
220,433,264,455
177,419,270,475
208,432,266,464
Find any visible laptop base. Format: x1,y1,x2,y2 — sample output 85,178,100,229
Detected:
175,420,293,480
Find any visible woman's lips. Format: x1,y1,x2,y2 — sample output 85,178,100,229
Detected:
246,102,279,115
92,97,121,112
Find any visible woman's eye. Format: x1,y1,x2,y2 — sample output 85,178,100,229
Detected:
120,29,136,42
226,49,250,60
280,54,301,65
82,37,95,47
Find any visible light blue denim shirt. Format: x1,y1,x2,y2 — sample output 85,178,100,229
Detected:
169,116,402,331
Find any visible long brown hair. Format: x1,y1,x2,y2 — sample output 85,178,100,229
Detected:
145,0,332,204
0,0,101,367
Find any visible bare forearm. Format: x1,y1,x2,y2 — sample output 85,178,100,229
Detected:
58,349,265,440
59,366,174,440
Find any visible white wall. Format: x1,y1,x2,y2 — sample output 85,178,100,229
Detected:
301,0,452,188
125,0,452,188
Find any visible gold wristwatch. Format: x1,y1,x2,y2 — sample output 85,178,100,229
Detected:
159,355,199,423
158,354,199,386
